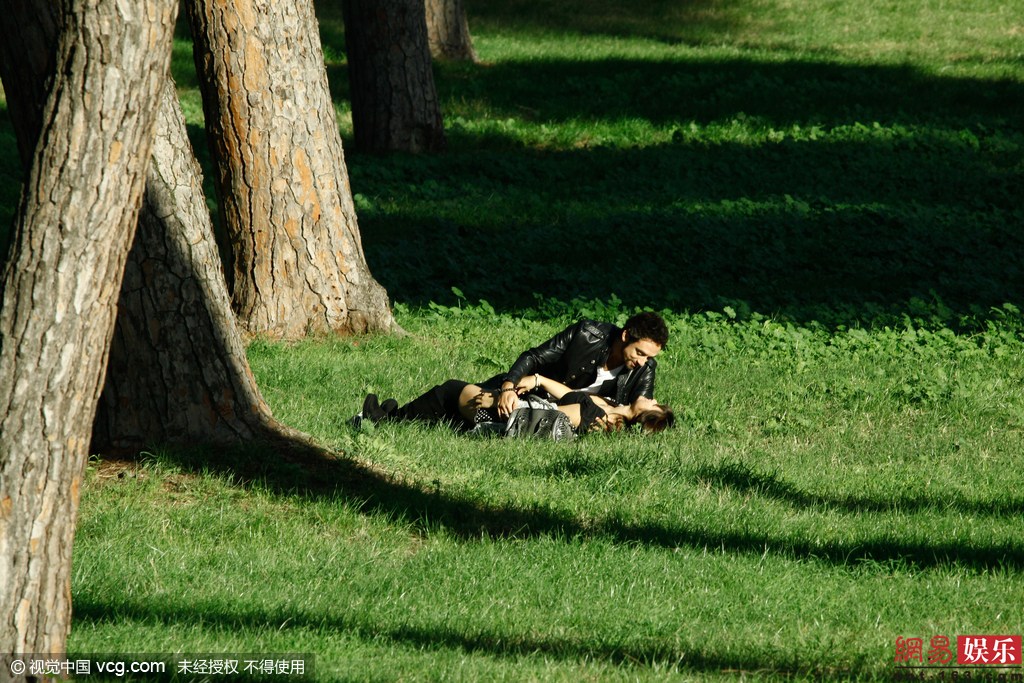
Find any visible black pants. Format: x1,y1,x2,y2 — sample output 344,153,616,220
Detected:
394,379,471,426
393,374,508,427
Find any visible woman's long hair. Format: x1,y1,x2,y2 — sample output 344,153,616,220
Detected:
628,405,675,433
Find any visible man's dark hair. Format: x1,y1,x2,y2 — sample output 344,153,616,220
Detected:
623,311,669,348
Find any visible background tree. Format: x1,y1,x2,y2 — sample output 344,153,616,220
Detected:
185,0,397,340
342,0,447,153
0,0,176,656
425,0,478,62
1,0,308,468
92,82,298,452
0,0,60,167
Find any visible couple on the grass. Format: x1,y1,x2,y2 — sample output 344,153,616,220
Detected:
356,311,675,437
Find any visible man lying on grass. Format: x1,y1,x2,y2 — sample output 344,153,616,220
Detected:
355,311,674,436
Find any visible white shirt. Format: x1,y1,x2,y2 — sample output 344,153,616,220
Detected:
582,365,623,394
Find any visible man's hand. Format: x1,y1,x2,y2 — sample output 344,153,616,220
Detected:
497,382,519,417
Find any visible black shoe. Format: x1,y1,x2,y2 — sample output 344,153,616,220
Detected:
362,393,387,423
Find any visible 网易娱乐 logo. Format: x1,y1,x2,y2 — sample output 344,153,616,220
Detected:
894,635,1022,680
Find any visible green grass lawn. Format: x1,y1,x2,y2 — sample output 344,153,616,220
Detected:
2,0,1023,680
72,307,1024,681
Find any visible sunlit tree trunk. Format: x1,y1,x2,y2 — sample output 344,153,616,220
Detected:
91,82,288,451
343,0,447,153
424,0,478,62
0,0,176,656
185,0,397,339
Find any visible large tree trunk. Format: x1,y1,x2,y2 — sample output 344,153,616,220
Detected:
185,0,398,339
91,81,285,452
342,0,447,153
2,0,341,461
424,0,478,62
0,0,176,657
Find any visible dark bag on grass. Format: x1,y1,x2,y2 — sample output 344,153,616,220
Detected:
504,405,576,441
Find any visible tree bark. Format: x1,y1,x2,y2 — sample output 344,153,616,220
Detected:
91,81,286,452
1,0,310,459
424,0,478,62
342,0,447,153
0,0,176,657
185,0,398,339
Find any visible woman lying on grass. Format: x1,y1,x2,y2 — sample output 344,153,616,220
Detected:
463,375,675,434
358,373,675,436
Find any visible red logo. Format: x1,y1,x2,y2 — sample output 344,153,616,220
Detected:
957,635,1022,665
895,636,956,665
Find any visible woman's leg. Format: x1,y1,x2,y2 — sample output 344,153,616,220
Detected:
457,384,498,422
387,379,470,425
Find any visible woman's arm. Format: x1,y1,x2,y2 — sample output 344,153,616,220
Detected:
517,374,575,400
556,391,614,432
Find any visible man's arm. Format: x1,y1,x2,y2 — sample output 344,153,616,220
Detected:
497,322,582,416
504,322,581,385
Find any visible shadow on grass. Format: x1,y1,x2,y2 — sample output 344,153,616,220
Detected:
464,0,745,46
352,134,1021,326
311,0,745,57
694,460,1024,517
151,442,1024,573
432,58,1020,130
4,54,1022,329
69,596,872,681
338,57,1022,327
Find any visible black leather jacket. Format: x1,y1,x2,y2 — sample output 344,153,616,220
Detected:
505,320,657,405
